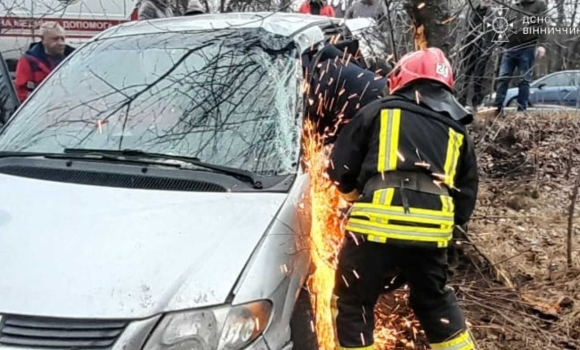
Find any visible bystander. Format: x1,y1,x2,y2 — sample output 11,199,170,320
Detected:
492,0,548,114
14,22,74,102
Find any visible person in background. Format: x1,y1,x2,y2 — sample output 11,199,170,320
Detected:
345,0,388,23
184,0,206,15
456,0,494,113
14,22,74,102
298,0,336,17
492,0,548,115
137,0,189,20
130,1,141,20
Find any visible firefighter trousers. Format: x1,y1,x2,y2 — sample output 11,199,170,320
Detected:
332,234,477,350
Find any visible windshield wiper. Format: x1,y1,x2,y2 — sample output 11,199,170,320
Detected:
0,150,186,169
63,148,265,189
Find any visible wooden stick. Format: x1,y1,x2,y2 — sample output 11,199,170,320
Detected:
566,172,580,268
454,226,515,289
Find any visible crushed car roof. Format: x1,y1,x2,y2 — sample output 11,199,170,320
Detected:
96,12,345,40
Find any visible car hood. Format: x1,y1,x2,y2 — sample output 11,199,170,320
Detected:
0,174,288,319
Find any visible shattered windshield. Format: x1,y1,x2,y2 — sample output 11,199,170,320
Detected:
0,29,302,175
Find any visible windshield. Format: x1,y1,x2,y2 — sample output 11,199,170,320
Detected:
0,29,302,176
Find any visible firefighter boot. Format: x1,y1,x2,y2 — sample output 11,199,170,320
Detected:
429,328,478,350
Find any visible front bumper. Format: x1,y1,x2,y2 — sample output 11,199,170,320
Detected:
0,315,282,350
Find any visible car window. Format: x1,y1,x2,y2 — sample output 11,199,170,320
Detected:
0,29,302,176
537,72,573,87
572,72,580,86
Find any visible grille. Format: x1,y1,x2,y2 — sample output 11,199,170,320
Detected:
0,165,227,192
0,315,128,349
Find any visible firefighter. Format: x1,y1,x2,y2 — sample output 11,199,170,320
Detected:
327,47,479,350
303,39,390,142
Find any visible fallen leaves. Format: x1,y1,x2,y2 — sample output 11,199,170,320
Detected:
464,110,580,349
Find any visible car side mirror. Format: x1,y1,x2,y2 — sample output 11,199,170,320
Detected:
537,83,546,89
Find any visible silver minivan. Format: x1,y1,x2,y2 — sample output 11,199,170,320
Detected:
0,13,380,350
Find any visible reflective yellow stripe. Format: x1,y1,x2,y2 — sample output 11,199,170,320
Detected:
377,109,401,173
349,192,453,248
440,195,455,214
350,207,454,226
371,188,395,224
352,202,454,218
346,222,450,248
430,330,476,350
364,232,449,248
346,219,453,237
443,128,464,188
366,235,387,243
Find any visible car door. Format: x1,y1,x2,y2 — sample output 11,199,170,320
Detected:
0,51,20,125
566,72,580,108
555,71,579,107
531,72,569,106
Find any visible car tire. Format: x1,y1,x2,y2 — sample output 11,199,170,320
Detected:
290,287,319,350
507,98,517,107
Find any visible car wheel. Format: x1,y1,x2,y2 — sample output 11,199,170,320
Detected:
507,98,518,107
290,287,319,350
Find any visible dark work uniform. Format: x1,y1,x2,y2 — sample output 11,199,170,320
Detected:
327,83,479,349
303,41,387,141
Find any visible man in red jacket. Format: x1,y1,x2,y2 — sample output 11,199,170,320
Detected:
298,0,336,16
14,22,75,102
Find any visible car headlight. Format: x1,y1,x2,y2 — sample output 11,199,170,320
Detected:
143,300,272,350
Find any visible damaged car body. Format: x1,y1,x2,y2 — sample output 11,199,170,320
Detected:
0,12,384,350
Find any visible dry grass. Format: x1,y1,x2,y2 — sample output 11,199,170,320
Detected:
463,109,580,349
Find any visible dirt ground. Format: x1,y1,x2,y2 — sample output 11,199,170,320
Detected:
372,109,580,349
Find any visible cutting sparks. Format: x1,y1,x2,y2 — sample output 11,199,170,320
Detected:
302,120,430,349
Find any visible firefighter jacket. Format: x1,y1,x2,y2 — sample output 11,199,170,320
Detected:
327,94,479,248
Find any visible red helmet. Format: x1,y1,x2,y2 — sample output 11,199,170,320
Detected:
388,47,454,94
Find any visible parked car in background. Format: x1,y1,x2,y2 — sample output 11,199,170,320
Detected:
0,12,383,350
484,70,580,108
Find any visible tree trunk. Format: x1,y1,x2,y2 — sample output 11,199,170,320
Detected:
404,0,453,54
551,0,567,72
566,1,579,69
279,0,293,11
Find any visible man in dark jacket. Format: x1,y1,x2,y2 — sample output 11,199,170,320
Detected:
493,0,548,113
457,0,494,111
327,47,479,350
14,22,75,102
304,39,389,142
